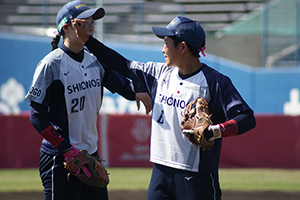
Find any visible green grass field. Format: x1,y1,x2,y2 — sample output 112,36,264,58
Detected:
0,168,299,192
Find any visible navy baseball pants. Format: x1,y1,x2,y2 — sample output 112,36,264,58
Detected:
147,163,221,200
39,149,108,200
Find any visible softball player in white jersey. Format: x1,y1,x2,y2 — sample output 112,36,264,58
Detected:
73,16,256,200
25,1,140,200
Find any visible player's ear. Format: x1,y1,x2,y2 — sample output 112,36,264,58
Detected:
62,24,70,34
181,41,188,53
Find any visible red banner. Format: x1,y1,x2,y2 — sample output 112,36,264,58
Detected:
1,114,300,169
220,115,300,168
0,114,41,168
104,114,152,167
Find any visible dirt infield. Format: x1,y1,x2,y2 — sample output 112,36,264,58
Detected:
0,190,299,200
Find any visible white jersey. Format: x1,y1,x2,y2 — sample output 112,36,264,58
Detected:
26,48,105,154
83,36,253,173
130,61,210,172
129,60,252,173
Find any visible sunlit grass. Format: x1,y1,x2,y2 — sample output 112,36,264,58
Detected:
107,168,152,191
0,169,42,192
220,168,300,191
0,168,299,192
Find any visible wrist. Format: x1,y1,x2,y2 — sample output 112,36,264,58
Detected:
41,125,64,148
208,124,222,141
63,146,80,162
219,119,239,137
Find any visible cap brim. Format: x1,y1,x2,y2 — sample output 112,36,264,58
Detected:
152,26,175,39
76,7,105,20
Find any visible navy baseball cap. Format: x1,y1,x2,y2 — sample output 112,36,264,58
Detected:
56,0,105,33
152,16,206,51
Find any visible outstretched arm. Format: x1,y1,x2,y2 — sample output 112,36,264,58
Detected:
101,64,135,100
72,19,152,114
72,19,132,78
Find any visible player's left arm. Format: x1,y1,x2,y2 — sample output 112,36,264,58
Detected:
29,101,71,152
204,110,255,141
204,72,256,141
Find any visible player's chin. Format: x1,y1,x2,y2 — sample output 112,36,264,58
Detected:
165,60,171,67
88,31,95,37
166,63,175,68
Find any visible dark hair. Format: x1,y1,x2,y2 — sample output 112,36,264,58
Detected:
51,23,70,51
169,36,203,58
51,34,61,51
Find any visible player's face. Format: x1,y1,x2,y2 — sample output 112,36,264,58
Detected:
85,17,95,37
68,24,82,42
62,23,85,51
162,36,182,67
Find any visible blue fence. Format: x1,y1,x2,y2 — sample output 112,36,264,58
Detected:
1,32,300,115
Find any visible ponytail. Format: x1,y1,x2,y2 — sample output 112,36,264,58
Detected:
51,31,61,51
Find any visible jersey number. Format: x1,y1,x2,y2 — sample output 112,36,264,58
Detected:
71,96,85,113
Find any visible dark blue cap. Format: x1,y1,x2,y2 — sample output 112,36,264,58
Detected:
56,1,105,33
152,16,206,51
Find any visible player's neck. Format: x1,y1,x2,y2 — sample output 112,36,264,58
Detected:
63,39,84,54
178,57,202,75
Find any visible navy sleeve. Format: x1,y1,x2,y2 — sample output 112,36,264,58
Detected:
101,63,136,100
85,36,132,78
30,101,51,133
30,101,71,152
232,110,256,135
202,64,255,135
85,36,147,94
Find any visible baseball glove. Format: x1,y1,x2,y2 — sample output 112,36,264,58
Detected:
180,96,214,151
64,150,109,188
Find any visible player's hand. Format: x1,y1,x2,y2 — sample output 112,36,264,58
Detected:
204,125,222,142
136,92,152,115
72,19,89,43
63,146,91,177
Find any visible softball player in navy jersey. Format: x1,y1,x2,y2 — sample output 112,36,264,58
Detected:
25,1,144,200
73,16,256,200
